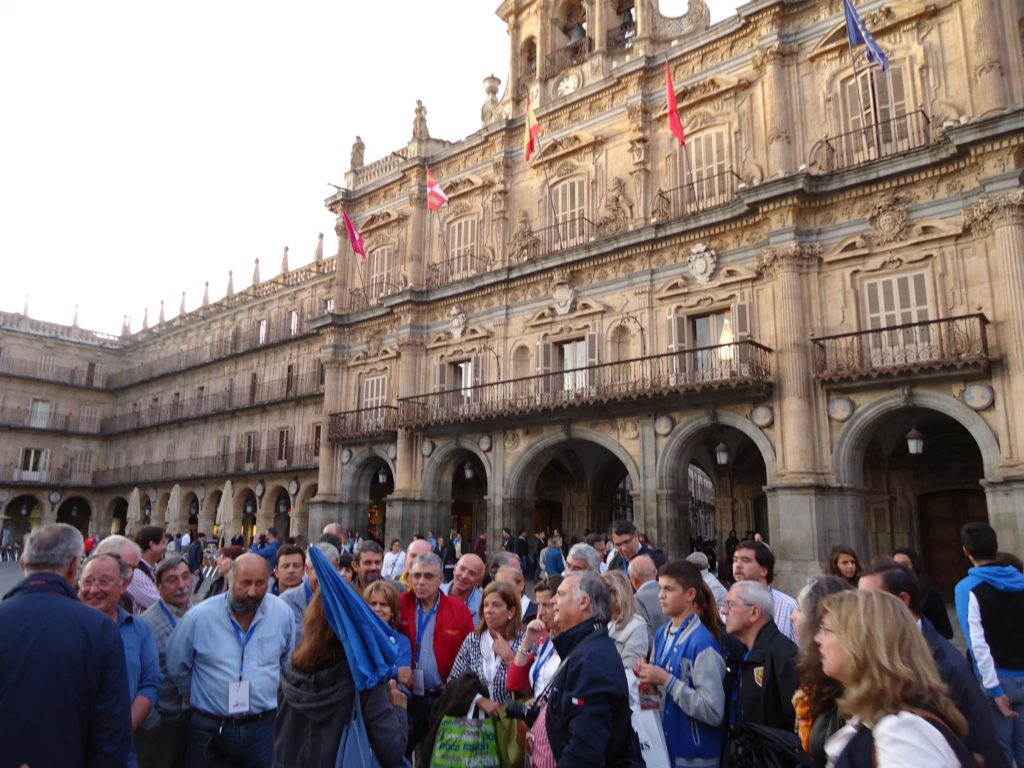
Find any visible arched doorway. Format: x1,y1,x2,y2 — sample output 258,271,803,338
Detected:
451,453,485,544
271,488,292,539
338,450,396,543
3,494,41,551
184,492,200,535
110,498,128,535
56,496,92,536
368,462,394,542
239,489,258,545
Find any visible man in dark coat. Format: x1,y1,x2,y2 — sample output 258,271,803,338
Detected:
0,523,132,768
547,572,641,767
608,518,668,573
860,561,1009,768
722,581,799,737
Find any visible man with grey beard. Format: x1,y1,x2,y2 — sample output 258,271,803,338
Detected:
167,553,294,768
137,555,194,767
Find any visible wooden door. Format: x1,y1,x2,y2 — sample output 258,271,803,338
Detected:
919,490,988,592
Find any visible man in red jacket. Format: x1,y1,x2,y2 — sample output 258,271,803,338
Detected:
398,551,474,758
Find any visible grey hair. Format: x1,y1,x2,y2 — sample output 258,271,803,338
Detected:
686,551,710,572
94,534,142,560
567,542,602,572
84,551,133,584
21,523,84,572
574,571,612,624
308,542,340,566
414,552,443,574
155,555,189,585
731,580,773,617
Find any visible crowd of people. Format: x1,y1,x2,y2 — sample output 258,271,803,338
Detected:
1,517,1022,768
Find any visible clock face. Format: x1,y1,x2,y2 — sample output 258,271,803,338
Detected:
556,72,581,96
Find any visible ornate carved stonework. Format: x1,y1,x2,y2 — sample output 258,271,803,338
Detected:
552,272,577,316
966,190,1024,235
868,193,912,245
508,211,539,262
449,306,468,338
687,242,718,285
596,177,631,237
757,243,824,276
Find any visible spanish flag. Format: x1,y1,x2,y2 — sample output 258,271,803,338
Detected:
524,95,542,162
665,62,685,147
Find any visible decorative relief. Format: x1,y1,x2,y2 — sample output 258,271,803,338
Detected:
687,242,718,285
595,177,631,237
757,242,824,276
828,397,855,422
449,306,467,338
618,418,640,440
508,212,540,262
503,430,520,451
654,415,675,436
868,192,913,245
962,383,994,411
965,189,1024,235
552,273,577,316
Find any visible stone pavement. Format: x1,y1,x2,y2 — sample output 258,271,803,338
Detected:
0,560,23,595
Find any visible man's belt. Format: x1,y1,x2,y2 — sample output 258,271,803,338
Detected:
192,708,276,726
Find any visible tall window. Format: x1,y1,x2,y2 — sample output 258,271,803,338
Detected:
841,68,912,163
29,399,51,429
447,217,476,277
863,272,934,366
286,364,295,396
257,318,268,345
369,246,394,297
289,309,300,336
361,373,389,430
683,128,731,210
553,178,587,247
244,433,258,464
277,429,290,462
20,447,44,476
79,404,99,432
37,355,55,379
313,424,322,457
558,339,588,391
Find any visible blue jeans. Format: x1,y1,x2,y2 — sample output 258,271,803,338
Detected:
185,712,274,768
991,674,1024,768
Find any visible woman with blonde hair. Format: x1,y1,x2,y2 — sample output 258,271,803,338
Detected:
447,580,526,717
816,590,971,767
602,569,649,670
363,580,413,688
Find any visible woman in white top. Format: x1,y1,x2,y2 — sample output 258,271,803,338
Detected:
817,590,971,767
380,539,405,581
603,569,649,670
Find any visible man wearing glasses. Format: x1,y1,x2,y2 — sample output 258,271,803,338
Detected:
609,518,668,573
398,552,474,757
720,581,799,743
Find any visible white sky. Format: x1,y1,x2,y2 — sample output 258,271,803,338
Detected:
0,0,740,335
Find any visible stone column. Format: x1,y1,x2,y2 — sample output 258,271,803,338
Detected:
755,44,793,177
972,0,1008,116
406,173,427,289
332,215,351,311
655,489,690,560
592,0,607,55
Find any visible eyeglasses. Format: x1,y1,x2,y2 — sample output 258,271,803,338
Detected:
411,572,439,580
721,600,751,612
611,537,634,550
81,577,119,589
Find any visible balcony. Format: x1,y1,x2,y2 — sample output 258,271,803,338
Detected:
651,169,742,223
0,354,104,388
0,465,90,486
101,370,324,434
0,406,101,434
427,252,486,289
328,405,398,443
811,110,930,174
606,23,636,53
813,314,990,385
92,442,320,487
347,281,402,312
398,341,772,429
510,215,595,263
545,36,593,77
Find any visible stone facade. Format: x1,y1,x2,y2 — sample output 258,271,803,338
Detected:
3,0,1024,593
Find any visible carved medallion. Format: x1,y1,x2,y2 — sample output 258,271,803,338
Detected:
654,415,675,436
827,397,855,422
868,193,911,245
962,383,994,411
688,243,718,285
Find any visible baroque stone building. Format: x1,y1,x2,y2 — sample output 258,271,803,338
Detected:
2,0,1023,593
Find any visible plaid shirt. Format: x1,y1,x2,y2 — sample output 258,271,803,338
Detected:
140,600,188,726
771,587,798,643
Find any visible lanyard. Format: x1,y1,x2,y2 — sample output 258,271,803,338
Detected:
230,618,259,680
657,613,697,668
158,601,178,629
415,597,440,665
532,636,556,691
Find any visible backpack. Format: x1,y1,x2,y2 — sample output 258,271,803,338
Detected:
727,723,814,768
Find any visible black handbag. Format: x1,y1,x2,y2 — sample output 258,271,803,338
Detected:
728,723,814,768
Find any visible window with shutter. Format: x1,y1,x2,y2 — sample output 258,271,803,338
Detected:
369,247,394,297
841,68,910,163
447,217,476,278
553,178,587,246
686,128,730,210
361,373,389,430
557,338,588,393
29,399,51,429
862,272,934,367
667,313,689,383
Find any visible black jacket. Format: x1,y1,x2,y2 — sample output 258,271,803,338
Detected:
608,542,668,573
920,617,1009,768
275,654,407,768
0,572,133,768
546,619,641,767
724,622,800,734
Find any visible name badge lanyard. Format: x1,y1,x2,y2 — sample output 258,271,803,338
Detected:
657,613,697,669
415,599,440,665
231,619,259,681
158,601,178,629
532,636,556,691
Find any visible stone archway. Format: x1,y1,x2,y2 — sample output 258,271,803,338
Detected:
56,496,93,536
419,439,491,546
3,494,42,550
338,447,396,540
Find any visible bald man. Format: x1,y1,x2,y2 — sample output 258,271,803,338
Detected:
629,554,667,635
399,538,434,588
167,553,295,767
441,554,485,621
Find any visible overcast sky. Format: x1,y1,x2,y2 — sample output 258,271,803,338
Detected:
0,0,740,335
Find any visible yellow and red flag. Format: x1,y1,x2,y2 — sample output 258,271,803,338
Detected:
524,95,542,161
426,168,448,212
665,62,685,147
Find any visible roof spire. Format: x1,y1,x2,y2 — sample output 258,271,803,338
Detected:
142,307,149,329
252,258,260,285
72,304,79,328
158,299,165,324
226,270,234,296
121,315,130,336
202,281,210,307
280,246,289,274
180,291,187,316
22,294,28,317
314,233,324,262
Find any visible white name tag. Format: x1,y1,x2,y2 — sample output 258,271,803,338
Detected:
412,668,425,697
228,680,250,714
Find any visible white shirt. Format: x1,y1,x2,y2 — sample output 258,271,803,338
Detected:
825,713,961,768
381,550,406,580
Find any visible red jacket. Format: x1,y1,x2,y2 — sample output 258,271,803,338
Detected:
399,590,474,683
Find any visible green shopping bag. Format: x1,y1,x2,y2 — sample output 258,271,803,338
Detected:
493,705,526,768
429,704,501,768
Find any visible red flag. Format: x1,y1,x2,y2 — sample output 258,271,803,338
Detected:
524,95,542,162
426,168,448,212
342,211,366,260
665,62,685,147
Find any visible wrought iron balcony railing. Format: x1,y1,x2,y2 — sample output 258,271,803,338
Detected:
100,370,323,434
0,353,105,388
546,36,594,77
812,314,989,383
399,341,772,429
607,23,636,52
347,280,402,312
509,215,594,263
92,442,320,487
427,252,485,289
0,465,91,486
651,169,743,223
328,405,398,443
0,405,101,434
811,109,931,174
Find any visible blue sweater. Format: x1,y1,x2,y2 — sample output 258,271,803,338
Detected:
955,564,1024,696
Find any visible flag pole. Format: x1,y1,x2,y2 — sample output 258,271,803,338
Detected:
533,133,564,250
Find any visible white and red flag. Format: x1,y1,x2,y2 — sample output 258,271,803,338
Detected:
341,210,366,260
426,168,448,212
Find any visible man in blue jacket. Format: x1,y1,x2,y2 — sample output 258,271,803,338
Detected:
547,571,641,767
955,522,1024,768
0,523,132,767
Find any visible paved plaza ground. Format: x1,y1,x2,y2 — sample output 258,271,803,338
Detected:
0,560,23,595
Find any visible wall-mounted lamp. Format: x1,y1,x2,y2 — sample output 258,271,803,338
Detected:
377,467,389,485
906,428,924,456
715,442,730,466
464,462,475,480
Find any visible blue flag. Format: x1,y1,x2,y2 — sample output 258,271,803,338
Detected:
843,0,890,71
309,544,399,691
